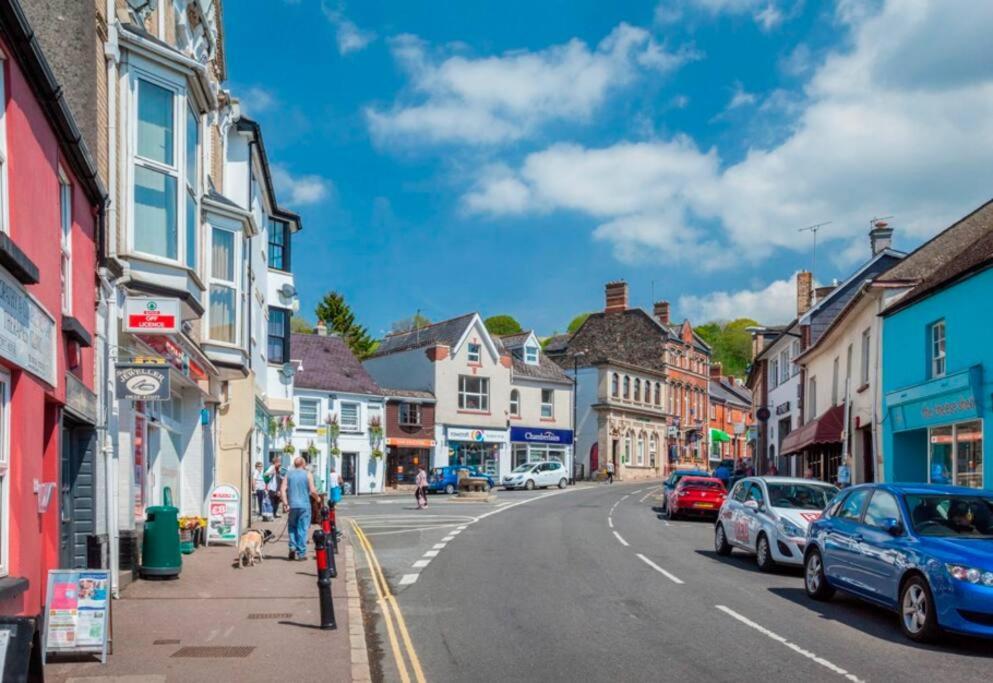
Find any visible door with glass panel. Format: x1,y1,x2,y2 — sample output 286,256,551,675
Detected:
929,421,983,488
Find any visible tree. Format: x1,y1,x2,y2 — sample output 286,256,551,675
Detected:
484,315,522,336
567,312,593,333
391,312,432,334
291,315,315,334
314,291,377,359
694,318,759,378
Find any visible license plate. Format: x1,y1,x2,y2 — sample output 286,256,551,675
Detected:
695,503,714,509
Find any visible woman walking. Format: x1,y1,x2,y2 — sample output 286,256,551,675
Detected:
415,467,429,509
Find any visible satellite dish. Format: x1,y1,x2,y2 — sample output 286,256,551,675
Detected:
280,362,296,378
280,283,297,299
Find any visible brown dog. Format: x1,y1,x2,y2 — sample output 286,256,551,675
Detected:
234,528,273,568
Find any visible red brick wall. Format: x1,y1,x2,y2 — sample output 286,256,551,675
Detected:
386,401,436,440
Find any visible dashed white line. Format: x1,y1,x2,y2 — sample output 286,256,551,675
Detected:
636,553,684,584
412,559,430,569
423,550,439,558
399,574,419,586
607,517,614,528
449,529,463,535
715,605,862,682
612,531,630,546
432,543,447,550
442,536,455,542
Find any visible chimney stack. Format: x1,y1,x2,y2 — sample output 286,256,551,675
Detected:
710,362,723,381
653,301,670,325
604,281,629,313
869,220,894,255
315,321,328,336
796,271,813,316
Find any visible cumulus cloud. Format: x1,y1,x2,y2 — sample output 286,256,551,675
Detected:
678,273,806,324
726,81,757,110
272,165,332,206
239,86,276,114
367,24,700,146
658,0,796,30
322,1,375,55
467,0,993,268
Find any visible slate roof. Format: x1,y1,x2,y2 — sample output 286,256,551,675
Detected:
381,387,436,401
806,251,903,344
542,334,572,353
511,355,572,384
499,331,531,348
292,334,383,395
550,309,670,373
370,313,476,358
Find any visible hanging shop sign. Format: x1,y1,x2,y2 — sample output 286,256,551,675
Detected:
115,363,170,401
206,484,241,546
123,297,181,334
43,569,111,664
510,427,574,444
446,427,506,443
0,266,56,386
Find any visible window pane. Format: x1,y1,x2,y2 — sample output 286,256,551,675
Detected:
955,422,983,488
186,106,198,186
186,190,198,269
299,399,318,427
268,219,286,270
864,491,901,528
341,403,358,429
209,285,235,342
211,227,235,281
134,166,177,259
268,308,288,363
138,80,174,165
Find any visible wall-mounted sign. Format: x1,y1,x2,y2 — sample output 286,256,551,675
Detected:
775,401,791,416
446,427,506,443
510,427,574,444
124,297,180,334
0,266,56,386
115,363,170,401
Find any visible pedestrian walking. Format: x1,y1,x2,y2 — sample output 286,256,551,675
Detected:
253,462,267,519
414,467,429,509
837,459,851,488
280,456,319,561
265,456,283,518
714,461,731,487
606,461,614,484
328,466,343,506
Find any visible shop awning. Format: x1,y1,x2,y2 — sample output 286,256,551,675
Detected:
710,428,731,443
781,403,845,455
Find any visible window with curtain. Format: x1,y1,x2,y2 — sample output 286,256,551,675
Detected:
208,226,237,343
268,218,289,270
268,307,289,363
134,78,178,260
185,104,199,271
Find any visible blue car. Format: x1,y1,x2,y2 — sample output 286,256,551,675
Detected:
427,466,495,495
804,483,993,642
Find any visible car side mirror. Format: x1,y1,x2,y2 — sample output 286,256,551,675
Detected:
883,518,904,537
743,500,759,511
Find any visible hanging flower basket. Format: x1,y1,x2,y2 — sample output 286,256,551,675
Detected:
330,447,341,456
371,448,384,460
283,444,296,455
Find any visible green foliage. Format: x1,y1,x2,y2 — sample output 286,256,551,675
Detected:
694,318,759,378
291,315,314,334
484,315,522,335
567,313,593,333
391,312,432,334
314,291,377,359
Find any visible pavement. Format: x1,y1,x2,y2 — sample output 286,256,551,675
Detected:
46,516,367,683
345,481,993,683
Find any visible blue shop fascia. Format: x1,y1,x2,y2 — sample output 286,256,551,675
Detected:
881,224,993,490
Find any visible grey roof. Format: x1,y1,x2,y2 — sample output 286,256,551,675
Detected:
542,334,572,353
550,309,670,373
662,323,711,353
292,334,383,395
370,313,476,358
382,387,436,401
511,354,572,384
710,378,752,407
205,188,242,210
498,331,532,348
807,252,903,344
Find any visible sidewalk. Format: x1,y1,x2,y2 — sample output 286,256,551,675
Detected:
46,518,368,683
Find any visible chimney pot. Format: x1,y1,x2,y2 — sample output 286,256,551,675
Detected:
870,221,894,255
796,271,813,317
653,300,670,325
604,281,629,313
315,322,328,336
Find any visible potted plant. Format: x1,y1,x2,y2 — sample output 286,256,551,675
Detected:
330,446,341,456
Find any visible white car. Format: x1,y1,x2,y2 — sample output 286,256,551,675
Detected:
714,477,839,570
503,461,569,490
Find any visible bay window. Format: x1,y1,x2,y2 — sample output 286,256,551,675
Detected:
185,104,200,271
268,307,290,363
208,226,238,343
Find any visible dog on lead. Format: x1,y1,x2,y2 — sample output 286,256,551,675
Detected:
234,528,273,568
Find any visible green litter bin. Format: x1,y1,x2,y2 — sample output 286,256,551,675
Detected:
140,488,182,578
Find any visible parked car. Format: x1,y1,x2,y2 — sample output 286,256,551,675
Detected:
666,476,726,520
804,484,993,643
660,469,711,513
503,461,568,490
428,466,494,495
714,477,838,571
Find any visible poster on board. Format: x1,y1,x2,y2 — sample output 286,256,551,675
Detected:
43,570,110,663
206,484,241,546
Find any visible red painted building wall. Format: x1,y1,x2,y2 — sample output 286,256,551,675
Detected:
0,32,99,620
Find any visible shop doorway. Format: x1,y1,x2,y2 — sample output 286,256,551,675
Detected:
342,453,357,494
860,427,875,483
60,419,97,568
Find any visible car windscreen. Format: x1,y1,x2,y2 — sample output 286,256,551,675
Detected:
680,478,723,489
512,464,535,473
905,494,993,538
767,483,838,510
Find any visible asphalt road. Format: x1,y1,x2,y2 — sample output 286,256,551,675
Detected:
343,483,993,683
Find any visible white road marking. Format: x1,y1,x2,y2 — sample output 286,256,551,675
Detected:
636,553,684,584
442,536,455,542
639,487,661,504
399,574,419,586
607,517,614,528
715,605,863,682
621,495,630,500
432,543,447,550
423,550,439,558
612,531,630,546
449,529,462,535
412,559,430,568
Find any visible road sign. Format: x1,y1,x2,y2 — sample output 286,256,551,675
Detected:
123,297,180,334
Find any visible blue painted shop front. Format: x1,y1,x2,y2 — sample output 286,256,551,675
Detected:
882,267,993,490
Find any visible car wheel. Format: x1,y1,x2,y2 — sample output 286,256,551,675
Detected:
803,549,835,601
525,479,535,491
755,534,775,572
900,575,940,643
666,504,678,521
714,523,733,556
444,483,455,495
558,478,567,489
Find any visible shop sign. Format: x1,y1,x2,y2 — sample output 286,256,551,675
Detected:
387,437,436,447
43,569,111,663
446,427,505,443
123,297,180,334
206,484,240,546
887,366,982,432
510,426,573,444
775,401,791,416
0,266,56,386
115,363,170,401
65,372,98,424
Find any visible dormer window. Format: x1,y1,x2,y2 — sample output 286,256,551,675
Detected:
525,345,539,364
467,342,481,363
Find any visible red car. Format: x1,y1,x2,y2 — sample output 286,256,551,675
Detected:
666,476,726,520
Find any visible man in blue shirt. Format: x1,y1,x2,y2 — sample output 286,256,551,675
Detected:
280,456,318,561
714,462,731,487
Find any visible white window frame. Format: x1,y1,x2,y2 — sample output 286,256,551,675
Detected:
0,50,8,235
831,356,840,406
458,375,489,412
509,390,520,417
185,102,201,273
0,370,10,577
860,328,871,385
649,434,657,467
467,342,481,364
398,402,421,426
931,320,946,379
779,349,790,384
637,433,645,466
206,223,241,345
541,389,554,419
340,402,361,432
524,346,538,364
59,167,73,314
298,398,319,429
808,376,817,421
791,340,802,376
769,359,779,389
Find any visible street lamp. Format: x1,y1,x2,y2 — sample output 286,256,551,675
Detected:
571,351,587,484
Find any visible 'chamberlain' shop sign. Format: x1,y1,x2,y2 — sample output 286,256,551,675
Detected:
0,266,56,386
510,427,574,444
115,363,170,401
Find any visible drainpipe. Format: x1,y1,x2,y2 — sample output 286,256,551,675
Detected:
873,293,884,482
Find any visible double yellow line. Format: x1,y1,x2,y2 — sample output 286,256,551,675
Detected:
350,520,426,683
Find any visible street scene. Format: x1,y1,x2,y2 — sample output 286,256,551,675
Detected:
0,0,992,681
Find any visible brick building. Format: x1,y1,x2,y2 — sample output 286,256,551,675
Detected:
383,389,436,489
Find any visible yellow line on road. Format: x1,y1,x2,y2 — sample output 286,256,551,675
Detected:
351,520,427,683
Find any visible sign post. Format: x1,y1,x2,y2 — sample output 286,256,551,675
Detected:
43,570,111,664
206,484,241,546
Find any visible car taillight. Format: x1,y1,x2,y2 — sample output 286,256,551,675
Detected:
677,490,689,497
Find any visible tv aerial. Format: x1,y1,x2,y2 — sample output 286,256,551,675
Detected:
797,221,832,274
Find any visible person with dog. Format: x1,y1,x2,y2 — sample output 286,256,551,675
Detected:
253,462,267,519
280,456,319,561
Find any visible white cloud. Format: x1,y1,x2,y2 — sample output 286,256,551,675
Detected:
660,0,795,30
367,24,700,146
272,165,332,206
239,86,276,114
322,1,375,55
726,81,757,109
678,273,805,324
467,0,993,270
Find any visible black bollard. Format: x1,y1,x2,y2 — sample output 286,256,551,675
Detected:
312,529,337,630
329,502,340,555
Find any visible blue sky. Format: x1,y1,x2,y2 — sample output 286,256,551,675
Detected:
225,0,993,337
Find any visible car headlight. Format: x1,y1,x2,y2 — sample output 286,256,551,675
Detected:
778,518,803,538
946,564,993,586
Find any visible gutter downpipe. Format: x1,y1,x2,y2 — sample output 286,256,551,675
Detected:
873,292,884,483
